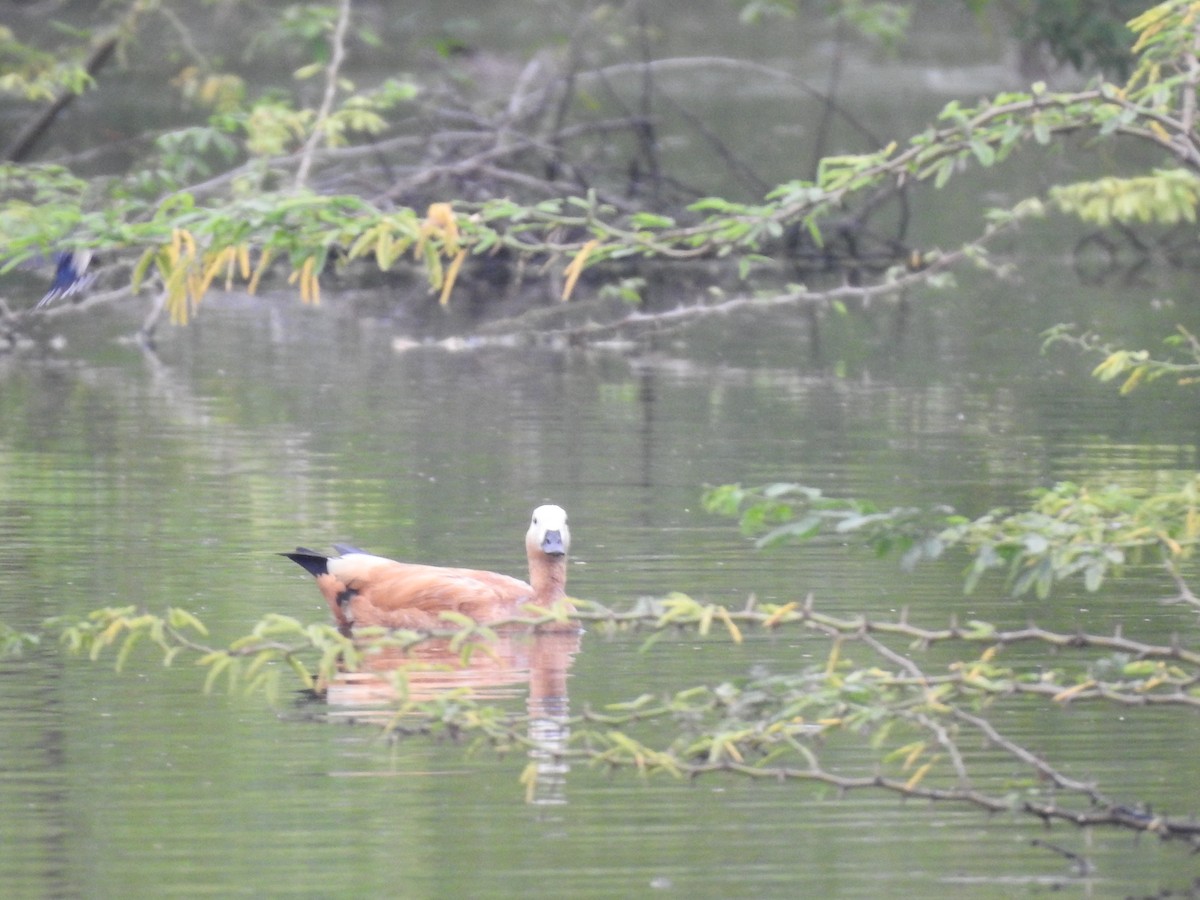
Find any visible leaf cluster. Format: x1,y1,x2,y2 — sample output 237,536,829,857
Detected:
4,1,1200,332
1009,0,1144,78
703,476,1200,600
0,25,95,102
1044,323,1200,394
737,1,911,49
42,605,355,702
12,593,1200,842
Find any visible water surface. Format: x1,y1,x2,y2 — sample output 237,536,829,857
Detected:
3,249,1200,897
5,2,1200,895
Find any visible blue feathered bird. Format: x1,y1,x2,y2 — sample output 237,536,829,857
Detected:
36,250,96,309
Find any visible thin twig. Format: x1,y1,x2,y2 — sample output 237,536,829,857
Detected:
295,0,352,188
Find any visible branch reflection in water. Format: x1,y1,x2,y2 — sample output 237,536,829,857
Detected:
325,630,581,805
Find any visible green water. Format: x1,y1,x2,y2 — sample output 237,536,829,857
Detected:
4,1,1200,895
2,252,1200,897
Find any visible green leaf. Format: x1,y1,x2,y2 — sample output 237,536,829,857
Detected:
203,653,235,693
115,630,143,672
969,140,996,167
286,655,315,690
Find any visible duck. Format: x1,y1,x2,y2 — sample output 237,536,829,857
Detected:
283,504,574,633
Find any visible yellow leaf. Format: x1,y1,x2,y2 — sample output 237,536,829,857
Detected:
762,601,797,628
177,228,197,261
302,257,315,304
903,760,935,791
416,203,458,262
716,606,743,644
1092,351,1129,381
825,638,842,676
519,761,539,804
308,266,321,306
1051,679,1095,702
131,247,158,294
247,249,272,294
198,247,231,298
159,254,189,325
720,736,744,764
561,239,599,302
96,618,125,650
438,249,466,307
295,256,319,305
903,743,928,770
1120,366,1147,394
425,202,459,254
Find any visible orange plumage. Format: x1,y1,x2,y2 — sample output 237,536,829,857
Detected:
284,504,573,633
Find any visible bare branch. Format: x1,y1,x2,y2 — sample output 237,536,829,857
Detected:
295,0,352,188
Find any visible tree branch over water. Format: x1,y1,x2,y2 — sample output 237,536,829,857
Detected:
4,580,1200,846
5,1,1200,353
294,0,352,189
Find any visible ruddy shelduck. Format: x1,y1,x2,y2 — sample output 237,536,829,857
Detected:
284,504,574,632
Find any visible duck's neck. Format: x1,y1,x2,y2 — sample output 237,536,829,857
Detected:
529,554,568,605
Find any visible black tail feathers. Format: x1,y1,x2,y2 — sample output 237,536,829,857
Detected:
281,548,330,578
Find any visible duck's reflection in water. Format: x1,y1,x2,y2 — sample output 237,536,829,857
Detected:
325,630,580,805
522,631,578,805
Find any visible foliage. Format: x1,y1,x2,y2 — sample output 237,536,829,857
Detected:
1049,168,1200,226
7,4,1200,882
8,593,1200,843
738,0,1144,73
703,477,1200,599
0,619,40,657
43,605,349,700
1002,0,1144,77
1043,323,1200,393
20,602,577,702
0,25,96,102
736,0,911,48
0,0,1199,341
